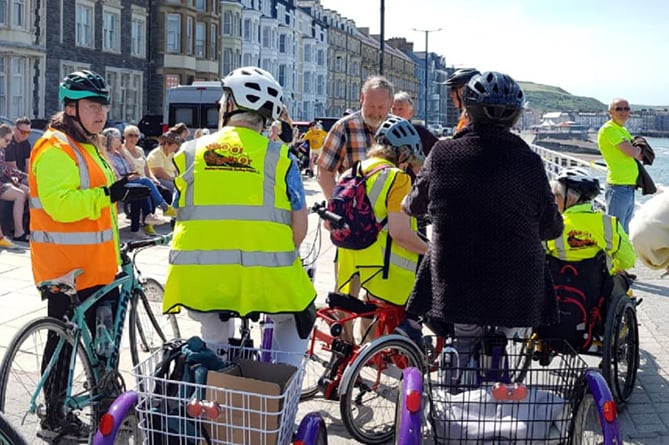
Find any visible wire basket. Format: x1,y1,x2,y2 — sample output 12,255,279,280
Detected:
132,342,307,445
423,336,588,444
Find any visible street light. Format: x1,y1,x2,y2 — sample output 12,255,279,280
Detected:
413,28,441,126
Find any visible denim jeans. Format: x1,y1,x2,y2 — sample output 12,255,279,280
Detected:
605,184,635,234
130,177,165,209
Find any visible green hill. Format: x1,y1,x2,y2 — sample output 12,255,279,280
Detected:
518,81,606,113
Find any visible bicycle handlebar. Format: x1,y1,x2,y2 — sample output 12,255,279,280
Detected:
309,201,348,230
122,232,173,254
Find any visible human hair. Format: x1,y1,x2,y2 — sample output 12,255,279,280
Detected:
14,116,31,127
393,91,413,106
171,122,189,136
362,75,394,101
102,128,121,151
123,124,140,137
550,179,582,205
0,123,11,138
366,142,415,166
608,97,628,111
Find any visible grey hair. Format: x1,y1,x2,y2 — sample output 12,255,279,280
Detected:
393,91,413,105
550,179,582,203
219,90,266,132
362,75,394,101
102,127,121,150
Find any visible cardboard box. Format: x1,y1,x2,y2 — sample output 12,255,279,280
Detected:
204,359,297,445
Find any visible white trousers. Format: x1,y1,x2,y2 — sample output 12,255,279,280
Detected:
188,311,307,368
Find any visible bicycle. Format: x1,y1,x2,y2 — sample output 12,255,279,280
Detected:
93,315,328,444
0,412,28,445
0,234,178,442
395,334,623,444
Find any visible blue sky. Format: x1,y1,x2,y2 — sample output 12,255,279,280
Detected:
319,0,668,106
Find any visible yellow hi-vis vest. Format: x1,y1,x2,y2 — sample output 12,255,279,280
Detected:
163,127,316,315
336,157,419,305
544,203,635,274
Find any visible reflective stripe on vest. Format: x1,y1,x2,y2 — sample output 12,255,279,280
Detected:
170,249,298,267
31,229,114,245
30,132,91,210
177,140,290,224
368,168,391,225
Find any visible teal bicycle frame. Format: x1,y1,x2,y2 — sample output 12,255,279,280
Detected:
32,234,172,416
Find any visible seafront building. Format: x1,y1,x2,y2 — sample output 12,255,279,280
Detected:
0,0,461,127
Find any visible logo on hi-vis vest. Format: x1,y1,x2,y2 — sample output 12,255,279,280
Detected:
566,230,596,249
203,142,257,172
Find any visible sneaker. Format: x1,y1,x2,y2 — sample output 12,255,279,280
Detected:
131,230,150,240
0,237,19,249
163,205,177,218
144,224,157,236
38,413,91,442
394,319,425,350
144,214,167,225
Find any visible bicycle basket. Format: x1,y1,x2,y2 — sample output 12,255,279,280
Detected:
426,336,588,444
133,342,307,445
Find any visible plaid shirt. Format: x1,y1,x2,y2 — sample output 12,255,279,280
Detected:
317,112,377,174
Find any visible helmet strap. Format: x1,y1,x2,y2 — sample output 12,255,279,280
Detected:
74,101,96,137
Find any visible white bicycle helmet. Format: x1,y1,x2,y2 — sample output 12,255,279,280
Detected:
221,67,284,121
557,167,601,201
375,116,424,161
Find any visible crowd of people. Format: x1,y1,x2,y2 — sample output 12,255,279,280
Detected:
1,63,666,439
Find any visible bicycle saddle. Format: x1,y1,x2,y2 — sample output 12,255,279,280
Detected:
36,269,84,296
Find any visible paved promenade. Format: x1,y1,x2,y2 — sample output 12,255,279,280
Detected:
0,176,667,444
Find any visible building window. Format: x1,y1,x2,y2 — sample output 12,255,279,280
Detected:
195,0,205,11
304,44,312,63
262,27,270,48
75,2,94,48
304,72,312,94
131,15,146,57
165,74,180,89
317,49,325,66
223,11,232,35
195,22,205,57
243,18,251,40
9,57,26,117
222,48,233,76
279,34,286,53
106,68,143,123
186,16,193,55
11,0,24,28
102,9,121,52
209,24,217,59
278,64,286,87
234,13,241,37
243,53,252,66
0,1,6,26
317,74,325,96
0,57,5,115
166,14,181,53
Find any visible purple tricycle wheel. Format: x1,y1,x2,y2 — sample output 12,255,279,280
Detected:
395,367,423,445
293,412,327,445
92,390,139,445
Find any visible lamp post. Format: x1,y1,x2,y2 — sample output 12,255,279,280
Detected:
413,28,441,126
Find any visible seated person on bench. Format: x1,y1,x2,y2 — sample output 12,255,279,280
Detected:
545,167,636,293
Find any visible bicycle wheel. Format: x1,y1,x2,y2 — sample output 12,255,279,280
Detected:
340,337,423,444
601,294,639,405
109,409,140,444
0,412,28,445
571,393,605,444
129,286,173,367
302,316,334,399
142,277,181,339
0,317,96,441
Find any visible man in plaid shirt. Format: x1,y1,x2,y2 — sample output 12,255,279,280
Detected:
317,76,394,199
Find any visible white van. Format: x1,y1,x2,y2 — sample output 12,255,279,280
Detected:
164,81,222,136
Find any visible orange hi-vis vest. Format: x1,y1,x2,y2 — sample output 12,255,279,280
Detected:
29,130,117,290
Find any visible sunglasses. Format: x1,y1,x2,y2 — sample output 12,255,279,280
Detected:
126,134,140,137
614,107,630,112
17,128,31,135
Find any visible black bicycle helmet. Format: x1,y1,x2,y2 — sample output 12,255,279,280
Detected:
463,71,524,127
59,70,110,105
557,167,601,202
375,116,424,161
443,68,480,88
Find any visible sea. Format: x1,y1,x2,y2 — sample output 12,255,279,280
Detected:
643,137,669,188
